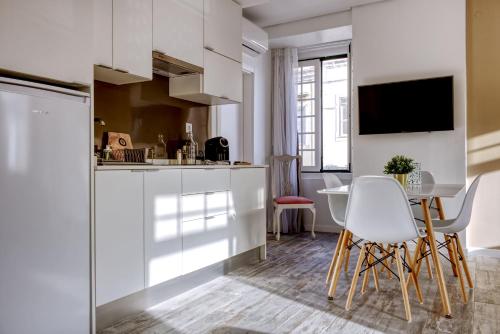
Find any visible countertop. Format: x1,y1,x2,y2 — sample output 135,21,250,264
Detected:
95,164,268,171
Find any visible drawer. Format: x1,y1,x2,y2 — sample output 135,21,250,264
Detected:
182,213,230,274
206,191,229,217
182,191,228,222
182,193,205,222
182,169,230,194
182,213,229,235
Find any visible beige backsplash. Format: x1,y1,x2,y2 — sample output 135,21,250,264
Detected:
94,74,209,157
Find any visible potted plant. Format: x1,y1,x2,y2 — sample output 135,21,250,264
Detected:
383,155,415,186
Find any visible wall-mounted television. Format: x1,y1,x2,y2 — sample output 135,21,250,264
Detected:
358,76,454,135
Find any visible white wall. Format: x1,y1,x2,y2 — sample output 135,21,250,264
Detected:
351,0,467,218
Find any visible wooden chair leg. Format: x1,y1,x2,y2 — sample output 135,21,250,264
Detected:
372,250,380,292
424,250,433,280
395,245,412,322
403,242,423,304
328,230,351,299
361,244,373,294
344,238,352,272
445,234,459,277
346,244,367,311
455,233,474,288
450,235,468,303
275,207,283,241
272,206,276,235
408,238,423,286
310,207,316,239
385,244,393,279
326,230,345,284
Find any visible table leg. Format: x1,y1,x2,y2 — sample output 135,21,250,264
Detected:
421,198,452,317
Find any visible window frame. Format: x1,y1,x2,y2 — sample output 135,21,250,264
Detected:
297,59,322,172
298,53,352,173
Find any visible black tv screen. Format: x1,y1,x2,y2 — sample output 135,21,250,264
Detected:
358,76,454,135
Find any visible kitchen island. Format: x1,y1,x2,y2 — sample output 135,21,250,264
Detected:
94,164,267,329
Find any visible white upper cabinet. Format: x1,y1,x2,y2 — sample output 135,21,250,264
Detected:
0,0,92,86
153,0,204,68
93,0,113,68
94,0,153,85
204,50,242,102
204,0,242,63
113,0,153,79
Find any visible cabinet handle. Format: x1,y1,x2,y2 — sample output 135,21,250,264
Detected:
220,95,229,100
206,216,216,220
205,46,215,52
205,191,216,195
115,68,130,74
96,64,112,69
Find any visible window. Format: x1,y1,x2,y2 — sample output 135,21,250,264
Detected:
297,55,350,172
296,60,321,170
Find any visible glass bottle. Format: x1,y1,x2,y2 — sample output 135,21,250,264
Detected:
155,134,167,159
185,131,198,165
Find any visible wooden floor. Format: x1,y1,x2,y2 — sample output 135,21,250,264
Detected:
100,233,500,334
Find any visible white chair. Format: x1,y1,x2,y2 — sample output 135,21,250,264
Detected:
345,176,425,322
322,174,353,286
414,175,481,303
271,155,316,241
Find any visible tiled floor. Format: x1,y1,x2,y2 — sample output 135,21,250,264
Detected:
100,233,500,334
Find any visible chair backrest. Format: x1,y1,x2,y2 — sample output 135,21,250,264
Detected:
322,174,347,226
345,176,423,243
421,170,436,184
449,175,482,232
270,155,303,199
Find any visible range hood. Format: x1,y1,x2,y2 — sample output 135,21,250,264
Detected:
152,51,204,77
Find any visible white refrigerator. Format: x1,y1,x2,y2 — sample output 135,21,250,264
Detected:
0,77,91,333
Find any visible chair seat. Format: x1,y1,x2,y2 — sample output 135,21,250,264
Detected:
274,196,314,205
416,219,459,234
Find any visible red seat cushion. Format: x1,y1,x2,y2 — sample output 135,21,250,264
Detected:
274,196,314,205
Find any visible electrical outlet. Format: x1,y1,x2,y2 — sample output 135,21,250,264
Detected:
185,122,192,133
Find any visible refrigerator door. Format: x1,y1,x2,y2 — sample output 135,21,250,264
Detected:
0,79,90,334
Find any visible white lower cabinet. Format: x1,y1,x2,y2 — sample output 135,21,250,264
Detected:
230,168,267,256
95,168,266,305
144,170,182,287
95,171,145,306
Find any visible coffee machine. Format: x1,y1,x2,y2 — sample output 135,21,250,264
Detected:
204,137,229,162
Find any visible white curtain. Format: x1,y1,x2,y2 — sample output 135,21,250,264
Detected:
271,48,300,233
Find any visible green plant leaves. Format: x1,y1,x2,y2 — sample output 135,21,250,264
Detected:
383,155,416,175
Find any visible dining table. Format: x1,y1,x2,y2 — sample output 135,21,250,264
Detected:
318,182,465,318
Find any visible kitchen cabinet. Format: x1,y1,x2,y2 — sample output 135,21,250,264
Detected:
169,50,242,104
204,50,243,102
182,168,231,194
144,170,183,287
94,167,266,305
182,192,231,274
153,0,204,68
230,168,266,256
95,171,145,306
0,0,92,86
204,0,243,63
94,0,153,85
181,169,232,274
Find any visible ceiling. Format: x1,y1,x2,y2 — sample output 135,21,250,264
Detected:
242,0,385,27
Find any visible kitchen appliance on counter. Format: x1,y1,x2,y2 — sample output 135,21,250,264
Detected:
205,137,229,162
0,77,90,333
